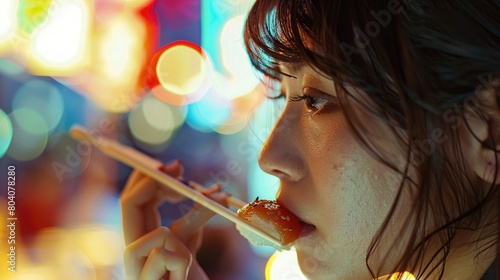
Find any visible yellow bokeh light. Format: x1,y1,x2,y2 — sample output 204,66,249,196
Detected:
265,250,307,280
121,0,155,9
87,13,147,113
28,226,123,279
266,250,416,280
0,0,17,45
156,44,209,96
128,93,186,147
98,15,144,82
74,226,123,267
29,0,89,74
13,266,55,280
386,272,417,280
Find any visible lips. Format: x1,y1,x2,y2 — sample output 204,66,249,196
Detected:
299,221,317,237
277,199,317,238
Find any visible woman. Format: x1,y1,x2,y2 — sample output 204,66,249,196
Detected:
121,0,500,279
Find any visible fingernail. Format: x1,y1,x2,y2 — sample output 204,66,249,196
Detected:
159,160,181,171
158,165,167,172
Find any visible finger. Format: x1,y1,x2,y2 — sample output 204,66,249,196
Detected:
122,176,164,245
121,169,147,196
170,189,230,252
158,159,184,179
200,182,222,195
170,191,229,238
186,181,222,196
122,159,182,198
125,227,192,280
157,161,188,203
139,247,190,280
169,203,216,246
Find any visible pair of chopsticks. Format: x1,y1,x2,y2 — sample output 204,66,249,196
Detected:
69,125,282,248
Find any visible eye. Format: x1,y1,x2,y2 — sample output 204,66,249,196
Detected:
288,87,337,114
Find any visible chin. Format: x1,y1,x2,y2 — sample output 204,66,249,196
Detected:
296,251,367,280
296,251,330,280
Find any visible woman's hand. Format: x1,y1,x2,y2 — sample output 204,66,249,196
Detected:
120,160,226,280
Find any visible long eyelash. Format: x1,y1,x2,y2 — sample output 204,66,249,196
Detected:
289,93,337,116
288,94,316,117
288,94,308,103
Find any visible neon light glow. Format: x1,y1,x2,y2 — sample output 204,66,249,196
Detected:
29,0,89,73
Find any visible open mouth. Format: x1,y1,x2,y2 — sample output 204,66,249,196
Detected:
299,221,317,237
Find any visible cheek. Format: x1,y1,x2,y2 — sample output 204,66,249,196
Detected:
309,116,405,236
334,160,398,232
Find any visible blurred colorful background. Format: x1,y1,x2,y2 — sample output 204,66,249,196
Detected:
0,0,303,279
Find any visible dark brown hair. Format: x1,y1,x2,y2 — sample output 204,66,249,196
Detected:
244,0,500,278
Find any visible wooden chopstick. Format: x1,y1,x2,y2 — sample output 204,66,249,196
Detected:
69,125,280,247
185,180,246,209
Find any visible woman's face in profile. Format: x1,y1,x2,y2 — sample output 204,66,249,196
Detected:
258,64,412,279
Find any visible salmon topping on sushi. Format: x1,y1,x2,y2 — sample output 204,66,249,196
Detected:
237,197,302,246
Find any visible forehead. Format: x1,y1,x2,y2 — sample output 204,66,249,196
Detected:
277,61,333,84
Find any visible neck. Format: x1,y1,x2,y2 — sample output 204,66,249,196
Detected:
423,229,497,280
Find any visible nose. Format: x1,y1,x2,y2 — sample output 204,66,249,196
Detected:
258,110,305,181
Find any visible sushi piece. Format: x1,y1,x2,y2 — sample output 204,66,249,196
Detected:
236,197,301,251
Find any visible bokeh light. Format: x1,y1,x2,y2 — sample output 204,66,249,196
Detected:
0,1,288,279
12,79,64,132
156,43,208,95
7,108,49,161
248,159,279,201
213,15,259,99
122,0,155,10
98,14,144,83
0,109,13,158
17,0,53,34
0,0,17,45
29,226,123,279
12,266,61,280
74,226,123,267
29,0,89,73
266,250,417,280
128,93,187,149
0,59,24,75
388,272,416,280
265,250,307,280
216,86,262,134
186,91,232,133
